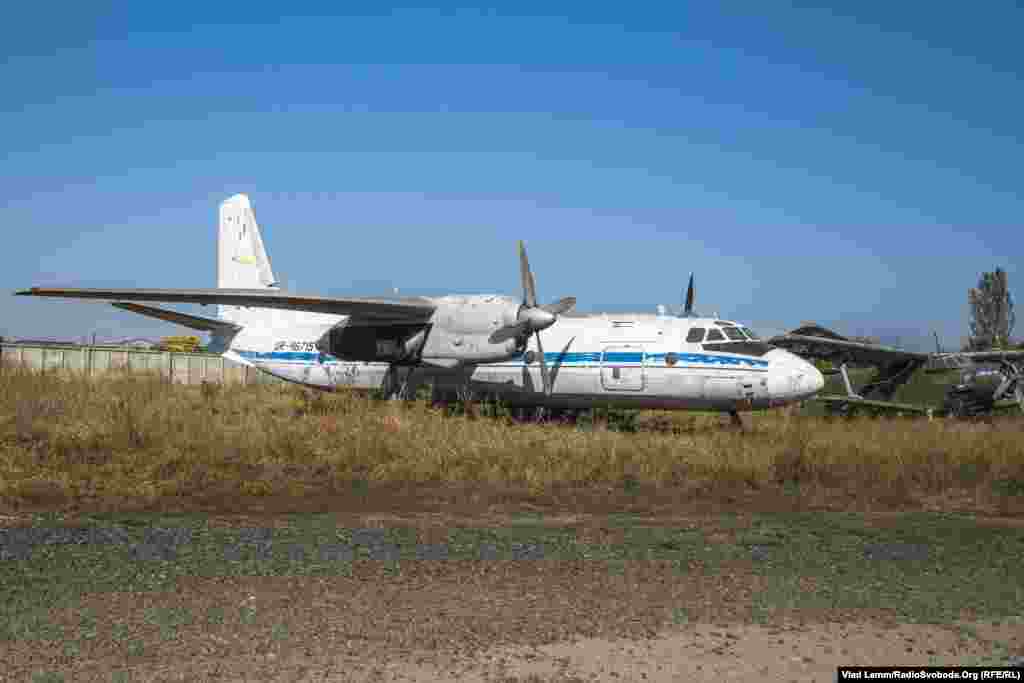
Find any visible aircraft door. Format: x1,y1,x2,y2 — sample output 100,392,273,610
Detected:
600,345,645,392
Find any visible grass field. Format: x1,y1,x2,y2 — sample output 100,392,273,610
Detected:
1,365,1022,516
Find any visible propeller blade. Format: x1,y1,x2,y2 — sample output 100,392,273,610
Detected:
535,331,550,396
518,240,538,308
540,296,576,316
489,322,527,344
548,335,575,390
683,272,695,317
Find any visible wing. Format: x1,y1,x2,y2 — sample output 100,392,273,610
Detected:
925,349,1024,372
953,349,1024,363
768,325,930,367
16,287,436,322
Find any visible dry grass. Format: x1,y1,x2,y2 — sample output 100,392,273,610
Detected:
1,365,1023,514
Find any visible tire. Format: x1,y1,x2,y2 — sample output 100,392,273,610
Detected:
945,394,981,419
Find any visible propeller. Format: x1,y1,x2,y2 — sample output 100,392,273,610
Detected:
681,272,695,317
489,241,575,395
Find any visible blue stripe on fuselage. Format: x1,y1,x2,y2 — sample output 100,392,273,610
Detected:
234,350,770,368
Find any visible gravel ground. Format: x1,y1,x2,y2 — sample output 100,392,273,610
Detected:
2,511,1022,682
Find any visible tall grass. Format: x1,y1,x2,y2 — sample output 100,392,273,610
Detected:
1,365,1022,513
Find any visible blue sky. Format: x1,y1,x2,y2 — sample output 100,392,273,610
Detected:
2,2,1021,350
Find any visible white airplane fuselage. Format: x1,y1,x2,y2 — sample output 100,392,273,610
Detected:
217,309,824,411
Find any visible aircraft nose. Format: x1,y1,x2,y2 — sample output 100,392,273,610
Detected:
804,363,825,395
789,354,824,397
766,349,824,397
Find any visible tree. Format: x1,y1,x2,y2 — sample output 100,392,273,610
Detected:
968,268,1015,350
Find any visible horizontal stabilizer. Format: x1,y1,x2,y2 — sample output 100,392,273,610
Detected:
111,302,242,333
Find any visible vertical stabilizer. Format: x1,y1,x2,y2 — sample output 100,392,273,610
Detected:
217,194,278,324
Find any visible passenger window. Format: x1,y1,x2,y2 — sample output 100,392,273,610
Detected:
723,326,746,341
685,327,705,343
705,328,725,341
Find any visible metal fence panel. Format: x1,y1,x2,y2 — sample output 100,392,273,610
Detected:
127,351,150,370
0,344,293,387
64,348,86,372
20,347,44,369
91,350,112,374
169,354,189,384
42,348,63,372
110,350,128,370
0,346,17,367
204,356,223,383
144,352,169,374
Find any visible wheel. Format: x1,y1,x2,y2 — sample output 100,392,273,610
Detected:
944,394,980,419
825,401,849,417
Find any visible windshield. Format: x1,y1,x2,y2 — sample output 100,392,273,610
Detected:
722,326,746,341
741,327,760,340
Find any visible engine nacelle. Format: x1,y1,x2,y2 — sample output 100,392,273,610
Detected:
418,295,525,363
317,295,527,365
419,327,523,363
430,294,521,335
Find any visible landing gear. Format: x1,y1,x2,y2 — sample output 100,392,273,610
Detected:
727,409,745,429
825,401,857,418
381,364,412,401
942,391,987,419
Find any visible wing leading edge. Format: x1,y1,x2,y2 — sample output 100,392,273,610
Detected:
16,287,436,322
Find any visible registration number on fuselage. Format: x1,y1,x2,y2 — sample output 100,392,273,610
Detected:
274,341,317,353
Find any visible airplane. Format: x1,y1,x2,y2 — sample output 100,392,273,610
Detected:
15,194,825,426
769,324,1024,417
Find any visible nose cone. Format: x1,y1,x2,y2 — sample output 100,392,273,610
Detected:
802,362,825,395
765,349,825,402
788,354,824,398
521,306,556,330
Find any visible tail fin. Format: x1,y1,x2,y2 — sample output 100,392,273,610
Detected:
217,194,278,324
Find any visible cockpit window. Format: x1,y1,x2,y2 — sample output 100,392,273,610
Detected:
685,327,705,343
705,328,725,342
722,326,746,341
741,327,760,340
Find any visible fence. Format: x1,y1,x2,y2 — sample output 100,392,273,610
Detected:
0,343,284,386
